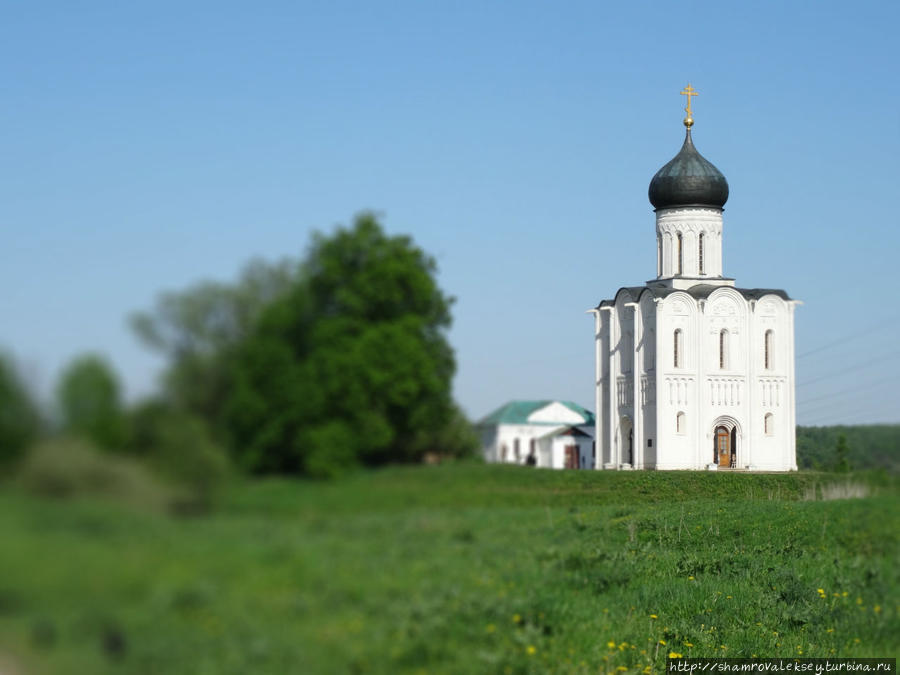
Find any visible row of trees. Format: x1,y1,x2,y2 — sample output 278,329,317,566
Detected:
1,214,477,482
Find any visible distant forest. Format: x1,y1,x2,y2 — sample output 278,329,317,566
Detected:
796,425,900,472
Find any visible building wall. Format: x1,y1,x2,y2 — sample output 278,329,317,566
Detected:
596,287,797,471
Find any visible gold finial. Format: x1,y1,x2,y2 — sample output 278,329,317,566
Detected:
680,83,698,128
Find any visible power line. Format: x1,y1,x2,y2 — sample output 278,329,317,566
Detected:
797,349,900,387
798,376,897,412
797,314,900,359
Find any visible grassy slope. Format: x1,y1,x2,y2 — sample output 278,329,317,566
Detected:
0,465,897,674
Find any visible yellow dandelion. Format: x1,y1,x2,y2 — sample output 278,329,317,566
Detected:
512,613,521,623
817,588,825,595
688,576,695,580
841,591,848,597
826,628,834,633
650,614,658,619
684,642,694,647
617,667,628,672
726,595,732,599
856,597,863,605
659,639,666,645
526,645,536,656
486,624,496,633
669,652,684,659
607,641,616,649
874,605,882,613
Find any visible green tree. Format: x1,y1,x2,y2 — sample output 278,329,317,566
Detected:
130,258,298,433
833,433,851,473
224,212,464,477
128,400,230,510
57,354,127,450
0,353,42,464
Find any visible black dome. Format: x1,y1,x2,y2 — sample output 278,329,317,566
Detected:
648,129,729,209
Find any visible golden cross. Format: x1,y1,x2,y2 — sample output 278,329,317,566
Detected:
680,83,698,125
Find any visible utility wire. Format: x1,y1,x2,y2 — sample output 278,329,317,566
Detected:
797,314,900,359
797,349,900,387
798,376,897,411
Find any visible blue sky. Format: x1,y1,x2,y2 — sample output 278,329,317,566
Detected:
1,0,898,425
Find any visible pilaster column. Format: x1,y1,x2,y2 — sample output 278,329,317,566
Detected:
626,302,642,468
592,309,603,470
601,306,617,469
787,302,799,470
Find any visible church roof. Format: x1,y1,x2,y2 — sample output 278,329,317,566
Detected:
648,128,729,210
596,285,792,309
477,400,595,426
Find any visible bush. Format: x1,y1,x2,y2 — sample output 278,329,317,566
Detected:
0,353,42,466
128,401,231,511
17,438,172,512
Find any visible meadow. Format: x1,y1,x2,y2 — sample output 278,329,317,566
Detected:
0,465,897,674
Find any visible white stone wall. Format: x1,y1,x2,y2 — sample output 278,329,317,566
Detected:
656,207,725,280
484,423,596,470
595,287,797,471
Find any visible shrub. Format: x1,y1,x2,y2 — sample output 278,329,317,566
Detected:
17,438,172,512
128,401,231,511
0,353,42,467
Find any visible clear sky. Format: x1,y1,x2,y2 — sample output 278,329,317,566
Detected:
1,0,898,426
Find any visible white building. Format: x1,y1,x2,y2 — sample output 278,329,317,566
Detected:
477,400,595,469
590,94,799,471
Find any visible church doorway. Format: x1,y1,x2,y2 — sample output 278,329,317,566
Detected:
619,417,634,466
714,425,735,468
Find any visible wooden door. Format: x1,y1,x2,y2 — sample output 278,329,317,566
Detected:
565,445,579,469
715,426,731,468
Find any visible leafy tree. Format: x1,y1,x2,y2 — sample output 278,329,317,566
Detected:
128,400,230,510
0,353,42,464
57,354,127,450
833,433,851,473
130,259,298,432
224,212,464,476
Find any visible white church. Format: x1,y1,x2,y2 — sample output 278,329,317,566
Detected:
590,86,799,471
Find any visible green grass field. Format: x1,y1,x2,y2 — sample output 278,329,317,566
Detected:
0,465,897,673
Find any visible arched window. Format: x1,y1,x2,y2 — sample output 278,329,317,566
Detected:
698,233,705,275
674,329,683,368
657,238,662,276
676,412,686,434
764,330,774,370
764,413,774,435
677,233,683,275
719,329,729,370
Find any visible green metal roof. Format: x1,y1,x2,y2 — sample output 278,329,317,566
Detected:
477,400,595,426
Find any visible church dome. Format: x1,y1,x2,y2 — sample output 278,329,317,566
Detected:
648,128,729,210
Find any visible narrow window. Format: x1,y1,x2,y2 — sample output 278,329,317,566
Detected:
514,438,520,462
764,413,774,435
657,238,662,276
698,233,705,275
765,329,774,370
677,233,683,275
674,329,683,368
719,329,729,369
676,412,686,434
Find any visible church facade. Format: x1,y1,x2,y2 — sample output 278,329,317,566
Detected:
591,89,799,471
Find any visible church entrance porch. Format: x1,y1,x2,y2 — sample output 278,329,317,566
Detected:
714,425,737,468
